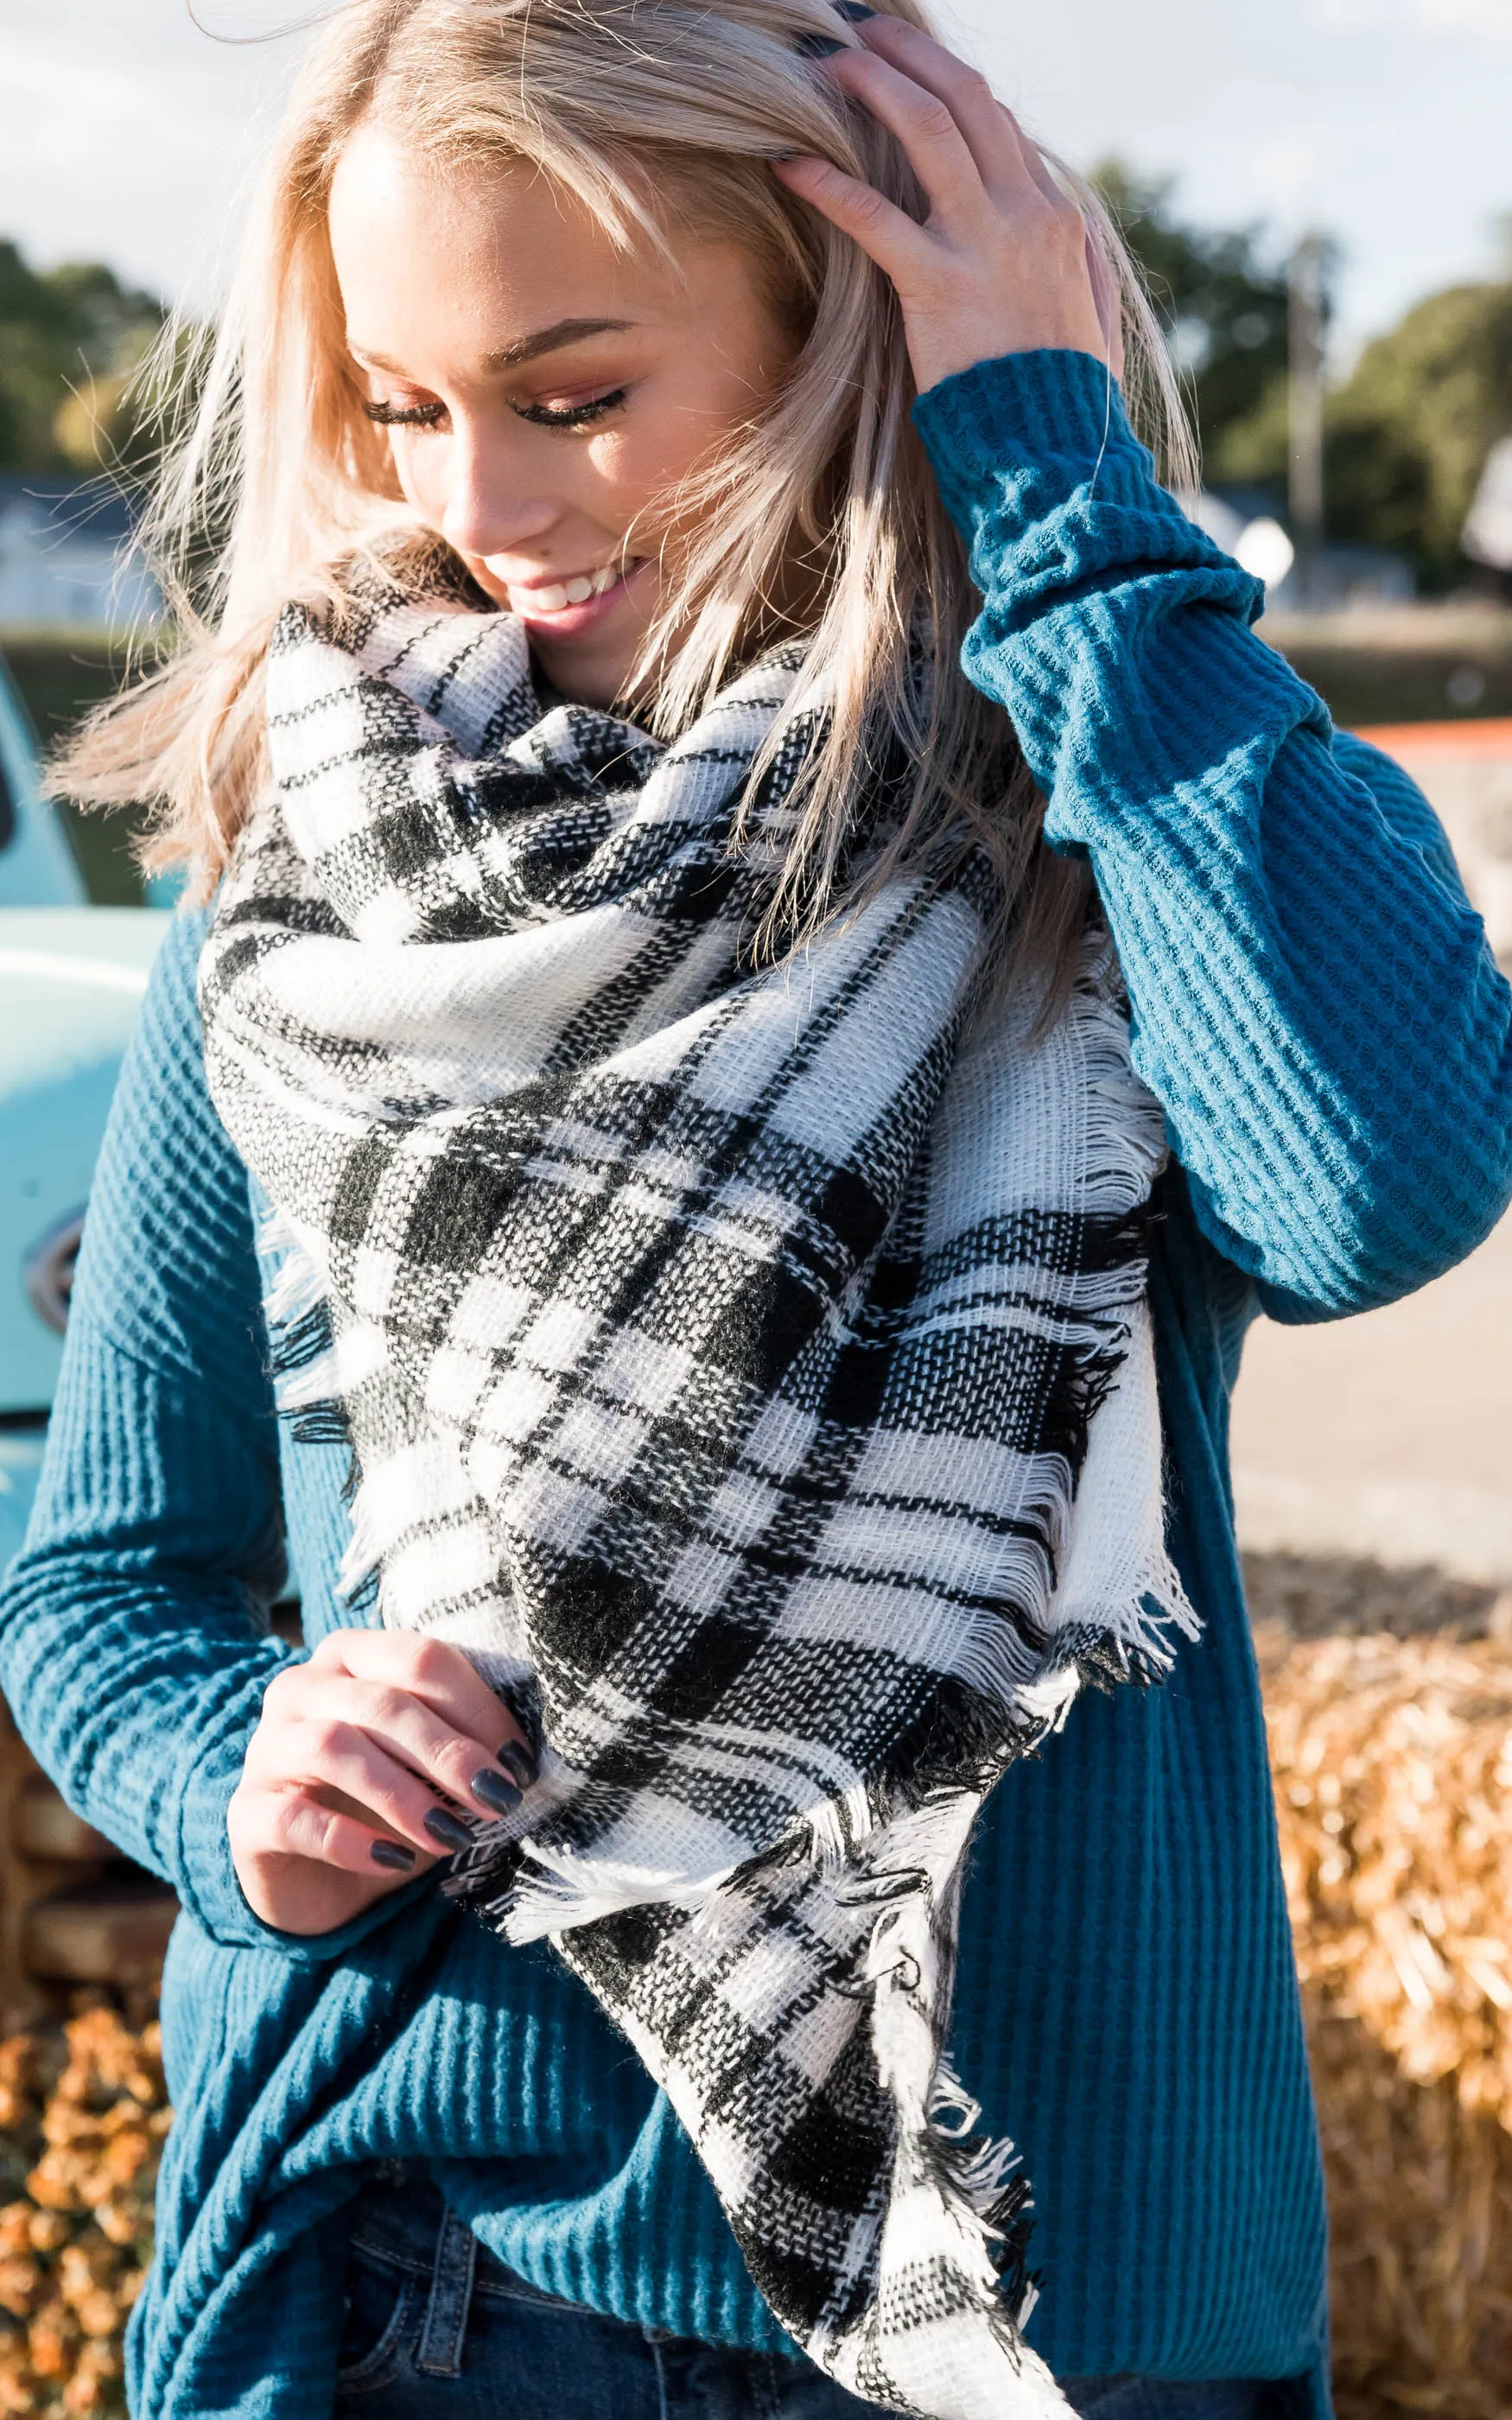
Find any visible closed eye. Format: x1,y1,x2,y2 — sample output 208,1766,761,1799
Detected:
511,388,628,430
362,398,446,429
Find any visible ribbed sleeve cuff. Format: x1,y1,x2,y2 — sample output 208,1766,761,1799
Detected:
172,1666,432,1965
915,346,1139,465
912,347,1153,532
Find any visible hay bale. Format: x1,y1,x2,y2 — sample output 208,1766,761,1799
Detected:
1253,1571,1512,2417
0,1999,167,2417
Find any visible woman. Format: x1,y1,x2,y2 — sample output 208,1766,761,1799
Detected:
3,2,1509,2417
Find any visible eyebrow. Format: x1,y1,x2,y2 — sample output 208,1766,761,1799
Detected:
352,317,637,377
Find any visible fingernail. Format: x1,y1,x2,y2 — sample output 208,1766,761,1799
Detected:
471,1767,522,1816
371,1838,416,1869
834,3,877,16
795,31,846,54
423,1805,478,1852
497,1741,538,1790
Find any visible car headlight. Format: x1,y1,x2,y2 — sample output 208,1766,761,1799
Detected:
24,1208,86,1335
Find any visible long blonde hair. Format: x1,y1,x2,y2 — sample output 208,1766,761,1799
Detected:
59,0,1194,982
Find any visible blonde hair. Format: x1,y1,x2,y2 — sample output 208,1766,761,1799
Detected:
59,0,1195,984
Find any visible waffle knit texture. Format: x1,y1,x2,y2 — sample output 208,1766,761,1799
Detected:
3,347,1509,2420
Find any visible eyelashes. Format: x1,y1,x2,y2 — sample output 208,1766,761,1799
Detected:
361,398,445,429
361,389,628,432
513,388,627,430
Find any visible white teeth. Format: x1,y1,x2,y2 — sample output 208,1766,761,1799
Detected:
497,560,633,615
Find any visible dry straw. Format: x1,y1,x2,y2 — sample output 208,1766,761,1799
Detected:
0,2001,167,2417
1252,1557,1512,2416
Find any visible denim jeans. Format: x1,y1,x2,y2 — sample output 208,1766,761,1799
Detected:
333,2175,1292,2420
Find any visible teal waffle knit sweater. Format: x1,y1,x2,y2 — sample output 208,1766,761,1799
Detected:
3,350,1510,2420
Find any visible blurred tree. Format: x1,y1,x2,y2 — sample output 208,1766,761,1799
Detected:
1092,162,1293,467
1325,283,1512,586
1217,279,1512,588
0,239,165,476
1096,166,1512,588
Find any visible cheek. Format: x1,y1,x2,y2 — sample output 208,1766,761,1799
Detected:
594,389,741,524
582,426,667,516
623,336,791,502
390,438,449,526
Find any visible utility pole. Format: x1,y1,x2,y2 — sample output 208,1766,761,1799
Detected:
1288,234,1327,611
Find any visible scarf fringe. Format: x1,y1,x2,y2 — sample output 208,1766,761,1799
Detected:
257,1207,353,1450
819,1792,1070,2415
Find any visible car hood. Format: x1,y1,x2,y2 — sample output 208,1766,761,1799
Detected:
1,905,172,1419
0,906,171,1093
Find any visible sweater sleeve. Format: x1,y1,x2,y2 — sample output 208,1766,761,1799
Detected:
0,908,413,1962
912,347,1512,1321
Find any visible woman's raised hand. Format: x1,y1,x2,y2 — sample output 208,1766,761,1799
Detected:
773,10,1122,398
227,1630,537,1936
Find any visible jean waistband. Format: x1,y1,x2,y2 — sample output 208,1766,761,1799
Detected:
352,2164,514,2285
348,2164,665,2380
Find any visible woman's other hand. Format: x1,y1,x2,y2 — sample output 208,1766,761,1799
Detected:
773,11,1122,396
227,1630,537,1935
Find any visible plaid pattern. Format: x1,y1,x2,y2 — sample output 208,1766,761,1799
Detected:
201,592,1193,2419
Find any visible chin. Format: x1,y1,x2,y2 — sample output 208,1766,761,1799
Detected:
531,644,638,714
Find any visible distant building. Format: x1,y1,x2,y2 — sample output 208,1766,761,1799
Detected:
0,477,159,634
1186,487,1414,613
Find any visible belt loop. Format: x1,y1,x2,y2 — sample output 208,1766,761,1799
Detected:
416,2206,478,2379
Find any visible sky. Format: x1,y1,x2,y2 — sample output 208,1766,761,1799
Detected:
1,0,1508,362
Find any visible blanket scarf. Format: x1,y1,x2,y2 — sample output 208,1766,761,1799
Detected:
200,589,1196,2419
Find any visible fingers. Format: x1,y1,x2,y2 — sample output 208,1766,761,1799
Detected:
771,152,931,281
773,29,1007,281
308,1628,537,1780
820,44,988,226
1009,124,1072,215
845,14,1040,207
258,1656,534,1834
781,17,1115,386
306,1626,504,1731
231,1627,543,1932
785,16,1096,278
246,1697,498,1856
231,1782,435,1879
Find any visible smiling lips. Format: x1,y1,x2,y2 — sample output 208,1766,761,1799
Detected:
486,557,636,615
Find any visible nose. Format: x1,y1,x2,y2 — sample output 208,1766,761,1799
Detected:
437,411,558,562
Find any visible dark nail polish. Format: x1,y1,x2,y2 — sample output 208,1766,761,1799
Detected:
835,3,877,17
423,1805,478,1852
471,1767,522,1816
371,1838,416,1869
497,1740,539,1790
795,31,845,55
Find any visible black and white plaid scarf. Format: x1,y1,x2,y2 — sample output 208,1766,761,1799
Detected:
200,589,1195,2418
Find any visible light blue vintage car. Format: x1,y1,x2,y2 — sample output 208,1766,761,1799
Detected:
0,655,170,1572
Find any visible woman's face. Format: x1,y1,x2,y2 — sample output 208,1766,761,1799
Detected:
327,127,798,710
